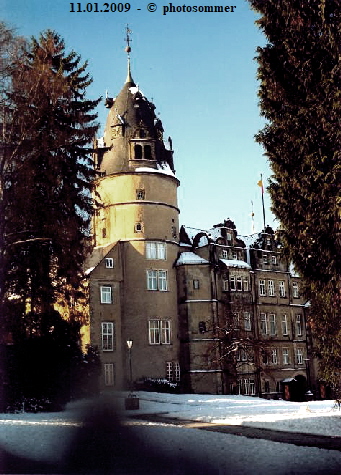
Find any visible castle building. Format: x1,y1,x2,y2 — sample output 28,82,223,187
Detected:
87,49,314,400
86,53,181,391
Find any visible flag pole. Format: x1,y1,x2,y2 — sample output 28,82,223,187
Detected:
257,174,266,231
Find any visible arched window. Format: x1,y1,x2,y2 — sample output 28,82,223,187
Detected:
134,144,142,160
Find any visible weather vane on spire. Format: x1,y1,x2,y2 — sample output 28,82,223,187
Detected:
125,25,132,56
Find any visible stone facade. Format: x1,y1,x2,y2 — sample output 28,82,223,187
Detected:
177,224,312,399
86,61,314,400
87,60,181,391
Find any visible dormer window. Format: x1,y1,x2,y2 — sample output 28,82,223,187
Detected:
144,144,152,160
134,144,143,160
132,142,154,161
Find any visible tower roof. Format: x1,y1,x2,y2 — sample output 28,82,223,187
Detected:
98,35,175,176
125,56,135,86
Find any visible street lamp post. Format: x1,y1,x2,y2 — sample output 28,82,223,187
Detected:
304,358,313,401
125,339,139,410
127,339,133,392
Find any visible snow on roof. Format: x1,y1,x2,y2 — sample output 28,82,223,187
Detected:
176,252,209,266
85,266,95,276
182,226,258,249
84,242,118,275
198,235,209,247
181,226,204,244
238,233,260,248
180,226,213,248
207,227,224,241
135,162,175,177
129,85,140,95
219,259,251,269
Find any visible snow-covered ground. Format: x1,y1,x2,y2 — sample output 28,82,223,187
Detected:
118,392,341,437
0,392,341,472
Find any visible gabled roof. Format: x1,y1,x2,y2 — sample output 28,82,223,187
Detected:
175,252,209,266
84,241,118,275
219,259,251,270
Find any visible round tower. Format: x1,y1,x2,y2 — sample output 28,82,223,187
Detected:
91,41,181,389
94,56,179,246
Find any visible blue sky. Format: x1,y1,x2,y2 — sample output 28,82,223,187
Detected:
3,0,276,236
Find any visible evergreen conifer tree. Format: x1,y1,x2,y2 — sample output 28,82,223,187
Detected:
0,30,100,407
248,1,341,391
2,30,99,318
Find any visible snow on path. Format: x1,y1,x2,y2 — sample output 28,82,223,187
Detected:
118,392,341,437
0,392,340,466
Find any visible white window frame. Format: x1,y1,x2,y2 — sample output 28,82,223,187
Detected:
230,275,236,291
282,314,289,336
260,313,268,334
269,313,276,335
148,319,171,345
236,276,243,292
292,282,299,298
221,249,228,259
282,348,290,365
174,362,181,382
166,362,180,382
243,277,249,292
271,348,278,365
279,280,286,297
158,270,168,291
263,253,268,264
244,312,252,331
104,363,114,386
232,251,238,260
147,270,168,291
146,241,166,260
238,378,255,396
101,322,115,351
147,270,158,290
259,279,266,296
249,379,255,395
166,362,173,381
244,378,255,395
271,255,277,265
193,279,200,290
105,258,114,268
295,314,303,336
296,348,303,365
268,280,275,296
100,285,112,304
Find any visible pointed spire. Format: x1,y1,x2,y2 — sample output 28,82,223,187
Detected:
125,25,135,85
126,56,134,84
